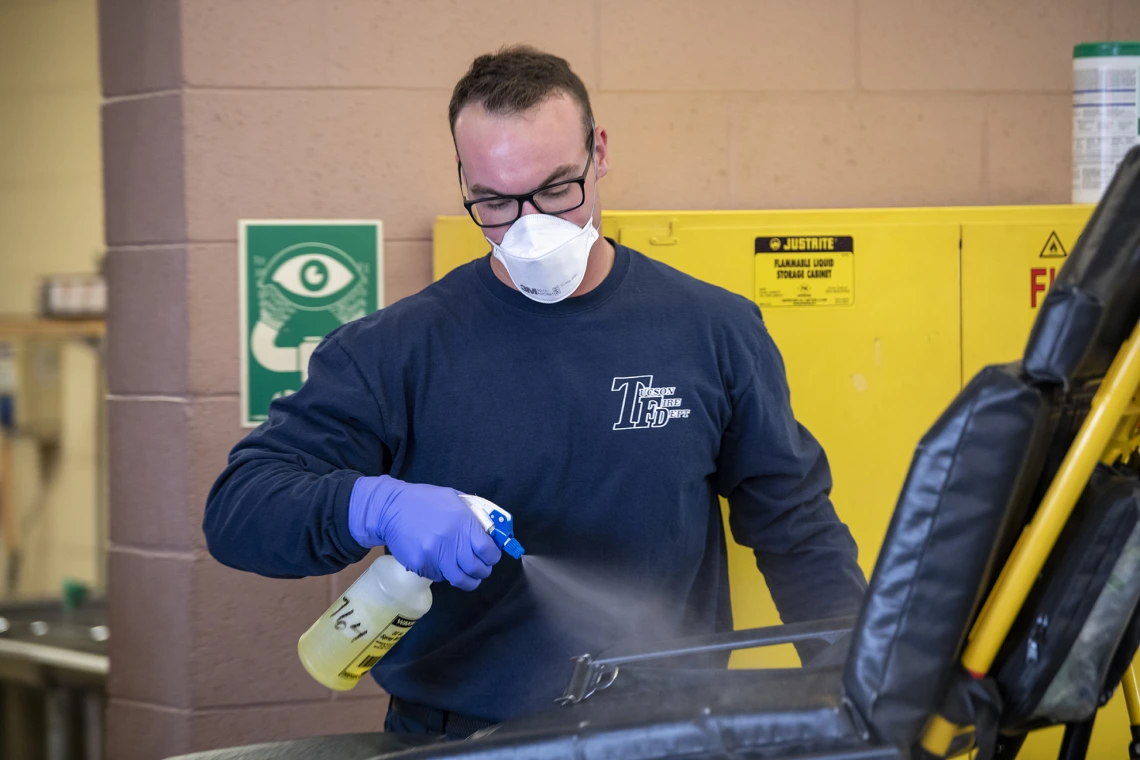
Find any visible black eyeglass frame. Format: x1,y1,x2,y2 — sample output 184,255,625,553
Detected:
458,132,596,229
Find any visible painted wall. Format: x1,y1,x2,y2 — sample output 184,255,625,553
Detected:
0,0,104,599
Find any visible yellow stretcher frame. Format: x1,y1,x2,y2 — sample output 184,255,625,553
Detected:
921,316,1140,757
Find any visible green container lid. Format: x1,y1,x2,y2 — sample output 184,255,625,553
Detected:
61,578,89,610
1074,42,1140,58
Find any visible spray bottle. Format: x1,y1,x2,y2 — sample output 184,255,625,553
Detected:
298,493,525,691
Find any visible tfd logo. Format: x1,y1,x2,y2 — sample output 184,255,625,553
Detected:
611,375,691,430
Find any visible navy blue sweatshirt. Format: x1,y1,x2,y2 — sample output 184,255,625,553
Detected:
204,242,866,722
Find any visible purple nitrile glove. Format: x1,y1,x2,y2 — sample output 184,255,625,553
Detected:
348,475,502,591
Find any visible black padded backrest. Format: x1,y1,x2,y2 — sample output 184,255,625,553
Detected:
1024,146,1140,385
842,363,1053,747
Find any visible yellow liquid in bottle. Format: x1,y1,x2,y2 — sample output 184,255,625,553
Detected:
298,555,432,691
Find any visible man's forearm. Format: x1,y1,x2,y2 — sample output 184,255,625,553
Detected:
203,452,368,578
760,546,866,625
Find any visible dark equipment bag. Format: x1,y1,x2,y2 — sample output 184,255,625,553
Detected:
994,464,1140,733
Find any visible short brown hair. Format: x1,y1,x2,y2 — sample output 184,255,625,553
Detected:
448,45,594,149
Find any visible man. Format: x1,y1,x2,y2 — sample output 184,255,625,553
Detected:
204,45,866,740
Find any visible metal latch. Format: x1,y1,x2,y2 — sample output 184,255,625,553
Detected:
649,218,679,246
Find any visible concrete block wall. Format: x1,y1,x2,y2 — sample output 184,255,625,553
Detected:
99,1,1140,757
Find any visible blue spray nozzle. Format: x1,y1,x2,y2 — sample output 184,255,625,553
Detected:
497,534,526,560
487,516,526,559
460,495,526,560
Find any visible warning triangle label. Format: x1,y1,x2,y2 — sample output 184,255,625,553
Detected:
1039,231,1068,258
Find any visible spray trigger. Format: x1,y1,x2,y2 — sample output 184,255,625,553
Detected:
458,494,526,559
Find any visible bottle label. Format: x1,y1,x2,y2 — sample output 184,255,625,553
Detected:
1072,62,1140,200
338,614,419,680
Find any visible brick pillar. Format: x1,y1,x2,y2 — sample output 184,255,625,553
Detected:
96,1,433,756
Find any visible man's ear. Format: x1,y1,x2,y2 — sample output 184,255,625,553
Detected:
594,126,610,180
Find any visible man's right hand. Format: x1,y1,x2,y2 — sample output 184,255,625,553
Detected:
348,475,502,590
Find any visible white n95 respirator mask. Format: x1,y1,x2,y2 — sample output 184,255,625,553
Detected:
489,203,599,304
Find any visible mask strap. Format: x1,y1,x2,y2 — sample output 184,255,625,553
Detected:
584,121,599,226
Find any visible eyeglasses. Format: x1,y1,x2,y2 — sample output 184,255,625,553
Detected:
458,135,595,229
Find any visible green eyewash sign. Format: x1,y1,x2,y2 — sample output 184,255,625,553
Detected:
239,220,383,427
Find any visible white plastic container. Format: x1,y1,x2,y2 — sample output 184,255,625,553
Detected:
1073,42,1140,203
297,554,432,691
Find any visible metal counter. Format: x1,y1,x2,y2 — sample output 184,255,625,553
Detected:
0,599,108,760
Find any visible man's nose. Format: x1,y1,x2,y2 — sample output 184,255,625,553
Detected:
519,200,541,217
